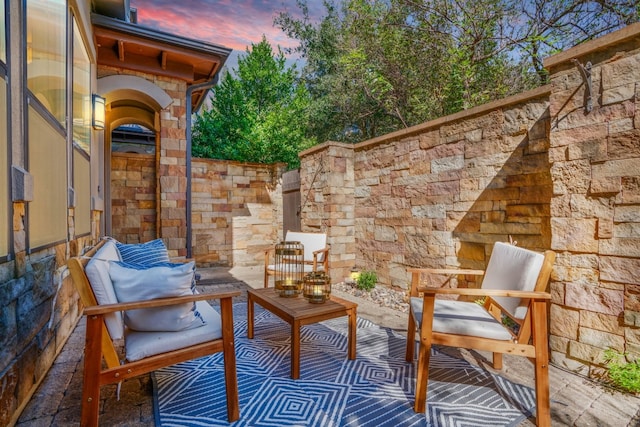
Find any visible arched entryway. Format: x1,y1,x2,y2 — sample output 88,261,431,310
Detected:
97,75,172,243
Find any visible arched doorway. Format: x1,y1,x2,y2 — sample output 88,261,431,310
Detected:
98,75,172,243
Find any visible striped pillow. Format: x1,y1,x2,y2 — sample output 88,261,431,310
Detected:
116,239,170,265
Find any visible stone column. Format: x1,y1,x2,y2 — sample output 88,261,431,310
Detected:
299,142,356,283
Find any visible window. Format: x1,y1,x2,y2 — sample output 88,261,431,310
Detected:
72,17,90,154
28,105,67,249
73,147,91,236
0,0,7,258
26,0,66,126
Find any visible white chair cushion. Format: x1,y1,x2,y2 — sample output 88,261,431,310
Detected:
124,300,222,362
410,297,513,341
285,231,327,262
483,242,545,319
109,261,206,332
84,240,124,340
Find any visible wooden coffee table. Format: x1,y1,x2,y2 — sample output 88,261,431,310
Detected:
247,287,357,379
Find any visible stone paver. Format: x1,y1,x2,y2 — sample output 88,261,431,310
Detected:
16,266,640,427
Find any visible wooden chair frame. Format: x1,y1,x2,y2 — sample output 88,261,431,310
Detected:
68,240,240,426
405,249,555,427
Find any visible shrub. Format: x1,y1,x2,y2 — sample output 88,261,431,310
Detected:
356,270,377,292
604,349,640,394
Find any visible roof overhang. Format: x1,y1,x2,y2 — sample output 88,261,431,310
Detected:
92,13,231,110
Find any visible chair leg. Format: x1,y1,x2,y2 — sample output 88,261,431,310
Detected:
82,315,104,427
531,299,551,427
220,297,240,422
492,352,503,370
414,338,431,413
406,308,416,362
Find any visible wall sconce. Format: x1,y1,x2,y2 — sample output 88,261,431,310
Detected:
92,94,106,130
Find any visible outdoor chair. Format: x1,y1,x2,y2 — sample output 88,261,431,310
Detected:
405,241,555,427
68,239,240,426
264,231,330,287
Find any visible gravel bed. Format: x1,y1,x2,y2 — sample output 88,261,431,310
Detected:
333,281,410,313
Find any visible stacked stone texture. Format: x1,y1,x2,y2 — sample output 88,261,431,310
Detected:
545,28,640,375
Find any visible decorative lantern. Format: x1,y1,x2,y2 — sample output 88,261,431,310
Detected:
274,241,304,297
303,272,331,304
349,267,360,283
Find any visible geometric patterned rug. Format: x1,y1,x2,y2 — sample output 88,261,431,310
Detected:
152,303,536,426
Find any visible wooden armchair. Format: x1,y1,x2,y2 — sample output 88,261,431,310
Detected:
68,239,240,426
264,231,329,287
405,242,555,427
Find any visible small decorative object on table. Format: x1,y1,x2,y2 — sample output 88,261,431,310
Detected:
274,241,304,297
303,271,331,304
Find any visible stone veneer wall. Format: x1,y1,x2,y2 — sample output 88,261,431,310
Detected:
544,25,640,374
99,66,189,257
299,23,640,374
301,86,552,288
0,201,97,426
110,153,157,243
191,158,285,267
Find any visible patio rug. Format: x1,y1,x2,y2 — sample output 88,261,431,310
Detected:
152,303,536,426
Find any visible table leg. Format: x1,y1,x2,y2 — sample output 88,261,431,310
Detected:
348,308,356,360
247,295,254,339
291,320,301,379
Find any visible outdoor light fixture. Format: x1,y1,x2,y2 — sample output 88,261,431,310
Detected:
274,241,304,297
92,94,106,130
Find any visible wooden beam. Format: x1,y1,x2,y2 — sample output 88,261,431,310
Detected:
161,51,167,70
118,40,125,61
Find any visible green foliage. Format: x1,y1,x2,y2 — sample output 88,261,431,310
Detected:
275,0,637,144
604,349,640,394
356,270,378,292
192,36,315,169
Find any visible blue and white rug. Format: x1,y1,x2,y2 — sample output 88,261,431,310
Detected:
152,303,536,426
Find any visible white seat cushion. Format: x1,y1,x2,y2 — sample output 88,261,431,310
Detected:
483,242,545,319
124,301,222,362
84,239,124,340
410,297,513,341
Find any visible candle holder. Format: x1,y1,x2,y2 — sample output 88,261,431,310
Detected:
303,272,331,304
274,241,304,297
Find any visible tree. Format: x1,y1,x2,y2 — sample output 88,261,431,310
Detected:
192,36,314,169
275,0,638,144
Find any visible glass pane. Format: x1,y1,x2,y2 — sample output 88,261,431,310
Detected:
72,17,90,153
0,77,7,257
73,149,91,235
0,0,6,63
28,106,67,248
27,0,66,126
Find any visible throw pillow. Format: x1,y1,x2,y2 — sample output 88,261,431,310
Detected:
116,239,170,265
109,261,206,332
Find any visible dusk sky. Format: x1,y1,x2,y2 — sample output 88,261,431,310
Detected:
130,0,327,71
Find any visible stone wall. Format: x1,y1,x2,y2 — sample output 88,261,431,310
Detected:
299,23,640,376
544,25,640,375
0,200,95,426
190,158,285,267
110,153,157,243
301,87,552,288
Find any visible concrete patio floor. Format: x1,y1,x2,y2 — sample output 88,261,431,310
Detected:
15,266,640,427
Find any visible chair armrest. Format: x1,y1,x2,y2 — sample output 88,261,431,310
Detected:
311,247,330,270
408,267,485,276
84,290,241,316
407,267,485,296
416,286,551,300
